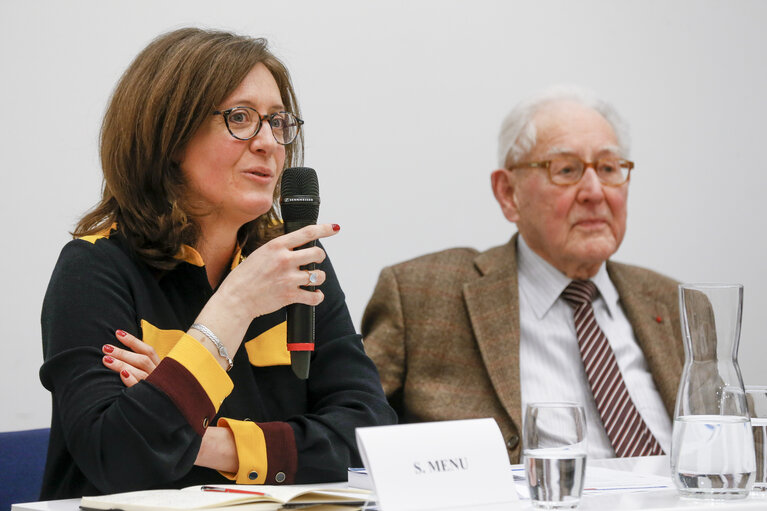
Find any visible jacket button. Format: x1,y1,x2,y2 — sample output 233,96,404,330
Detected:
248,471,258,480
506,434,520,450
275,472,286,483
202,417,209,429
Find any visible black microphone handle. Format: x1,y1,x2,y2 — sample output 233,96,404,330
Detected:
287,307,313,379
285,220,317,379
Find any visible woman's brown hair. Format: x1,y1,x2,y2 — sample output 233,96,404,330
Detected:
74,27,303,269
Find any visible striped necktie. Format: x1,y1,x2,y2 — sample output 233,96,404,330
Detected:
562,280,664,457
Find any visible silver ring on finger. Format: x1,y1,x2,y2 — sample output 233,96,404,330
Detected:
306,270,318,285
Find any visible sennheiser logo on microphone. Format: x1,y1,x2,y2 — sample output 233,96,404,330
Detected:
282,196,320,203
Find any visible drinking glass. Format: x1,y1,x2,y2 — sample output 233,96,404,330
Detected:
523,402,587,509
672,284,755,499
746,386,767,493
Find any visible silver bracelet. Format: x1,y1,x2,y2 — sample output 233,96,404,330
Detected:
190,323,233,371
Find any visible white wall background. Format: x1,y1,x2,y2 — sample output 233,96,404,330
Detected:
1,0,765,432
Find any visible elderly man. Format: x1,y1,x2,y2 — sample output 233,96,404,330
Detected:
361,86,683,462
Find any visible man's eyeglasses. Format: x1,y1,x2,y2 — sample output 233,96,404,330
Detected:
507,156,634,186
213,106,304,145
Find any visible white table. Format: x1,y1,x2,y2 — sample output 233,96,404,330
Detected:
12,499,78,511
563,456,767,511
11,457,767,511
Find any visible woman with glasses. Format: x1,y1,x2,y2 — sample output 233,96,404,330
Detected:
39,27,395,499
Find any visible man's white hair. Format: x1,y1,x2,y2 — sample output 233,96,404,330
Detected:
497,85,630,168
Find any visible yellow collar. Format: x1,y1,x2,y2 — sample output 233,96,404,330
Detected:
174,243,244,269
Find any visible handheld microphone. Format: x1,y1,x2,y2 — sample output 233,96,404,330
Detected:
280,167,320,379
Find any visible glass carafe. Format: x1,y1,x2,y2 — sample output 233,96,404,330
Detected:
671,283,754,499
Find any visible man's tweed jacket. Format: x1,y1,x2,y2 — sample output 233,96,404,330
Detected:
361,235,684,462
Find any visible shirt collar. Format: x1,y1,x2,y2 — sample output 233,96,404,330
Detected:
173,243,244,269
516,234,617,319
592,262,619,318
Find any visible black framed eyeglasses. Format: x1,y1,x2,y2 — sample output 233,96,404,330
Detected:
213,106,304,145
507,156,634,186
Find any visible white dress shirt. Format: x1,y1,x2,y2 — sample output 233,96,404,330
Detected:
517,235,672,458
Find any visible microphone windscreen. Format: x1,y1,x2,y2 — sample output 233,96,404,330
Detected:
281,167,320,223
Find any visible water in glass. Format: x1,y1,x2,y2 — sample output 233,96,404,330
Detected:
752,418,767,492
671,415,754,497
525,449,586,509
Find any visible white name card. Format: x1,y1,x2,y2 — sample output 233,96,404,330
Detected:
355,418,517,511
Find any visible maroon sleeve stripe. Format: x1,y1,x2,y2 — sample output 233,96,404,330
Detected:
259,421,297,484
146,357,215,436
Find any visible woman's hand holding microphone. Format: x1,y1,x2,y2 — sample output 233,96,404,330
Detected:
102,223,340,382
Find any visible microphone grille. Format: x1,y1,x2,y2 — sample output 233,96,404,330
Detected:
280,167,320,223
281,167,319,197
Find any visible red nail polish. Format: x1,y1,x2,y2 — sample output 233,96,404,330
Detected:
332,224,340,232
116,329,127,337
103,344,114,353
104,356,114,364
121,370,130,378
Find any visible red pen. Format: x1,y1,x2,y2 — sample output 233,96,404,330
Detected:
201,485,266,496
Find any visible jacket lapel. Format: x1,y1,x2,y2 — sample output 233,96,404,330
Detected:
463,236,523,431
608,262,683,416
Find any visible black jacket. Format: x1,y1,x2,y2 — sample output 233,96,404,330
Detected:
40,229,396,499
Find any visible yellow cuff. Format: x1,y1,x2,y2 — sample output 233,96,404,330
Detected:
139,320,185,359
217,418,268,484
166,334,233,410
